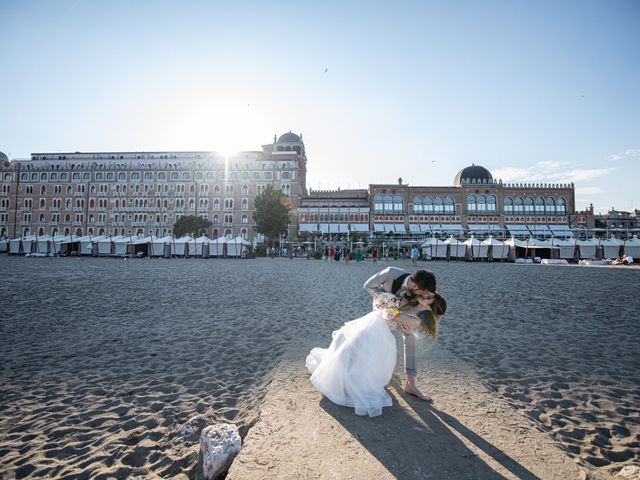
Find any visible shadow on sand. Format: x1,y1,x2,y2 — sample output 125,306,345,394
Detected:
319,380,540,480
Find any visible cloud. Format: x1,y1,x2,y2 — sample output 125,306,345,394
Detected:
609,149,640,162
492,161,615,184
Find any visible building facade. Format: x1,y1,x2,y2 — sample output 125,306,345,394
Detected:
298,165,576,239
0,132,308,240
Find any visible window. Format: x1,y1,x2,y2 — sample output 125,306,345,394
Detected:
195,172,204,181
51,173,58,181
106,172,114,181
477,195,486,212
487,195,497,212
374,194,383,212
424,197,433,214
545,197,556,214
242,185,249,195
242,215,248,223
96,172,104,181
444,196,455,214
60,173,68,181
412,196,423,214
182,172,191,180
158,172,166,181
241,198,248,210
264,172,273,180
118,172,126,181
171,172,179,180
557,197,566,214
467,195,476,212
383,195,393,212
514,197,524,214
206,172,215,180
131,172,141,181
504,196,513,214
72,172,81,181
535,197,545,214
393,195,403,212
40,173,48,181
282,171,291,180
83,172,91,181
434,196,444,214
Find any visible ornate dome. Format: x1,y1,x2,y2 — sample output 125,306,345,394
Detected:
0,152,8,163
277,131,301,143
454,164,493,186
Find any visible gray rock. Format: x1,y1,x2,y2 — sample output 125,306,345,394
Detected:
200,423,242,480
618,466,640,480
179,414,208,442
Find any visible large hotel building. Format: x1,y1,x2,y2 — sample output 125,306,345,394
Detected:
0,132,578,241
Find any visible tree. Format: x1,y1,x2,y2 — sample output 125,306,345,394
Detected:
253,185,290,249
173,215,212,237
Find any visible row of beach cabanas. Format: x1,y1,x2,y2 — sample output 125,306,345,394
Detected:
0,234,252,258
419,235,640,261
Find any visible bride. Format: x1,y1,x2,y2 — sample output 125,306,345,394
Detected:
305,292,447,417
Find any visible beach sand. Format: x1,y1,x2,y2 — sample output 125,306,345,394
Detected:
0,256,638,479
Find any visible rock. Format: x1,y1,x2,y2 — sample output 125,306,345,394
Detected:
617,465,640,480
200,423,242,480
179,414,208,442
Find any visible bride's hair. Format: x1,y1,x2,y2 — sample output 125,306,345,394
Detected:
419,292,447,339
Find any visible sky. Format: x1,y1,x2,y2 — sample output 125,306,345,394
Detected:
0,0,638,214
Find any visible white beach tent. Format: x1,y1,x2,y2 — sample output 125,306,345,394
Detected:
209,236,227,257
227,236,251,257
504,236,529,261
600,237,624,259
187,236,210,257
551,237,578,260
36,235,54,254
78,235,108,255
481,236,509,260
444,236,466,259
623,235,640,258
420,237,447,259
463,236,487,260
171,236,193,256
21,235,39,254
9,237,24,254
113,236,132,256
0,239,7,253
576,237,600,259
51,235,73,254
150,235,173,257
97,235,115,255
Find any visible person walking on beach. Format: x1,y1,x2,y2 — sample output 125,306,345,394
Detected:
411,246,420,266
372,246,378,264
362,267,438,401
306,283,447,417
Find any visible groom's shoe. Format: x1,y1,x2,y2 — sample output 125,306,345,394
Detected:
404,385,433,402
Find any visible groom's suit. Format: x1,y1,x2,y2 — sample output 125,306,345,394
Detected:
363,266,424,377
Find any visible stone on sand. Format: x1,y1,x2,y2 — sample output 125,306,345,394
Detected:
200,423,242,480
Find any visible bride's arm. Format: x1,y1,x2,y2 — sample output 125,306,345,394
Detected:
394,313,420,331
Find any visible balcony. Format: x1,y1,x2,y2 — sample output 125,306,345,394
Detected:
50,207,59,212
72,221,82,227
48,222,58,226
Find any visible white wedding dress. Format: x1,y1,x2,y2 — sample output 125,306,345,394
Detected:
305,310,397,417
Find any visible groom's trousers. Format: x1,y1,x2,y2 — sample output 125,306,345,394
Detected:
403,333,417,376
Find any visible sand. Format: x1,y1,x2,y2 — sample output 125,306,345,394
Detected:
0,256,638,479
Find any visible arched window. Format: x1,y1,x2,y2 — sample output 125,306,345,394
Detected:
374,194,383,212
383,195,393,212
393,195,404,212
188,199,195,209
504,196,513,214
424,197,433,214
557,197,566,214
242,199,248,210
242,185,249,195
545,197,556,214
40,199,46,209
41,185,46,195
66,199,72,209
534,197,545,214
242,215,248,224
467,194,476,212
487,195,497,212
412,196,423,214
514,197,524,214
66,186,72,195
525,197,535,214
434,196,444,214
477,195,486,212
444,196,455,214
213,199,220,210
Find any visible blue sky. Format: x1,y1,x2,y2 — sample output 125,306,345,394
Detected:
1,0,638,213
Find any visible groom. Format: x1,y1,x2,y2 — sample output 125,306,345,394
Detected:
363,266,437,401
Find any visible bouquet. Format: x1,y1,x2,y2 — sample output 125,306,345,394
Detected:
372,292,400,321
